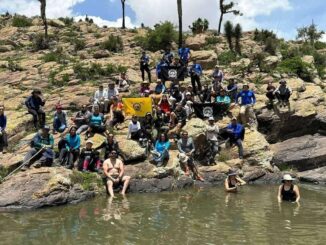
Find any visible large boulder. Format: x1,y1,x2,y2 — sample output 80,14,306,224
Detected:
182,118,207,157
185,34,207,50
298,166,326,184
116,136,147,162
191,50,217,69
271,135,326,171
0,168,100,210
263,56,280,68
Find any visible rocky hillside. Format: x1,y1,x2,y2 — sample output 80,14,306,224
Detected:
0,15,326,209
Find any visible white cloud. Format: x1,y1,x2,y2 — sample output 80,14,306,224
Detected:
0,0,85,18
74,15,135,28
126,0,292,32
321,34,326,43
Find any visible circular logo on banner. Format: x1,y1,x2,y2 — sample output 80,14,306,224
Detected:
133,103,141,111
203,107,213,117
168,69,177,79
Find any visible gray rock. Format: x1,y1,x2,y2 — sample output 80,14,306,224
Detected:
298,166,326,184
272,135,326,171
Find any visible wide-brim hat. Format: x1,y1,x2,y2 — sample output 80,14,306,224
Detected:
227,169,237,176
282,174,295,182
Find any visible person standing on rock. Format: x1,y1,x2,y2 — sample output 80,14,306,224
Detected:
277,174,300,203
162,47,174,65
22,125,54,171
103,150,131,197
25,89,46,130
235,83,257,128
224,169,246,192
225,117,245,159
274,80,292,107
206,117,219,165
58,126,80,169
190,60,203,95
177,131,204,181
0,105,8,154
140,51,152,83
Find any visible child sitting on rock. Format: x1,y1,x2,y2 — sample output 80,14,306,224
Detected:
78,140,101,172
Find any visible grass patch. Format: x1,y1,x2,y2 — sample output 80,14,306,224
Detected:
58,17,74,26
70,170,103,191
100,34,123,52
217,51,237,66
12,15,32,27
218,149,231,162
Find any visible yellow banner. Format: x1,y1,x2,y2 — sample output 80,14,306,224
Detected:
122,97,152,117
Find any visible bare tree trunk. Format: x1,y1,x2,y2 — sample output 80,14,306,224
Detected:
217,0,224,35
177,0,182,48
39,0,48,40
121,0,126,29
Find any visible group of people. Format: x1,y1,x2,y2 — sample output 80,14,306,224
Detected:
0,44,298,199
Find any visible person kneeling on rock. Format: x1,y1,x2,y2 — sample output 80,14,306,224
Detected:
103,150,131,197
177,131,204,181
78,140,101,172
224,169,246,193
22,125,54,171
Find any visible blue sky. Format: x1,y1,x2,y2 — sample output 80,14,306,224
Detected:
1,0,325,41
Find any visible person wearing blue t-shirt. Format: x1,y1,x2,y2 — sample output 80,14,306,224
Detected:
0,105,8,153
151,133,171,167
140,51,152,82
235,83,257,127
190,60,203,95
226,117,244,159
178,44,191,65
85,105,106,139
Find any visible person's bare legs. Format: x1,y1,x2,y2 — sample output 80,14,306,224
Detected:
107,180,115,197
121,176,131,195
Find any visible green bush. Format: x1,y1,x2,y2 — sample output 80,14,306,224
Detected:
7,59,23,72
264,37,278,55
42,51,67,63
12,15,32,27
217,51,237,65
277,56,313,81
204,36,220,47
101,34,123,52
144,21,177,51
73,38,86,51
31,33,49,51
314,52,326,78
253,29,277,43
189,18,209,34
315,41,326,50
58,17,74,26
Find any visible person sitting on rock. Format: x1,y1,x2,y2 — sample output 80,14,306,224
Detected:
106,82,119,113
177,131,204,181
93,85,107,113
78,139,101,172
277,174,300,203
151,80,166,104
107,96,125,130
154,108,170,135
178,43,191,66
274,79,292,107
168,103,187,139
235,83,257,127
225,117,245,159
127,115,142,141
0,105,8,154
181,92,194,107
85,105,106,139
212,65,224,83
206,117,219,165
72,104,91,135
224,169,246,193
265,81,276,105
216,89,231,115
169,85,183,104
116,72,130,92
58,125,80,169
140,51,152,83
151,133,171,167
212,78,223,98
199,84,212,103
25,89,46,130
158,94,172,114
190,60,203,95
140,81,151,97
53,104,68,134
95,133,123,160
226,79,238,102
103,150,131,197
141,112,157,143
22,125,54,171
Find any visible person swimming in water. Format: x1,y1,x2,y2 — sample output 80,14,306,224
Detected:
224,169,246,193
277,174,300,203
103,150,131,197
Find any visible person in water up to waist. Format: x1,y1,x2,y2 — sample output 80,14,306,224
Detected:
224,169,246,193
277,174,300,203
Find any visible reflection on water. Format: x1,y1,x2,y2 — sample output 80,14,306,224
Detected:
0,185,326,245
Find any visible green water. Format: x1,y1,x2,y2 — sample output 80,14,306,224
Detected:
0,185,325,245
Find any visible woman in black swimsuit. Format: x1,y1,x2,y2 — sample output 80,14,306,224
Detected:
224,169,246,192
277,174,300,203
